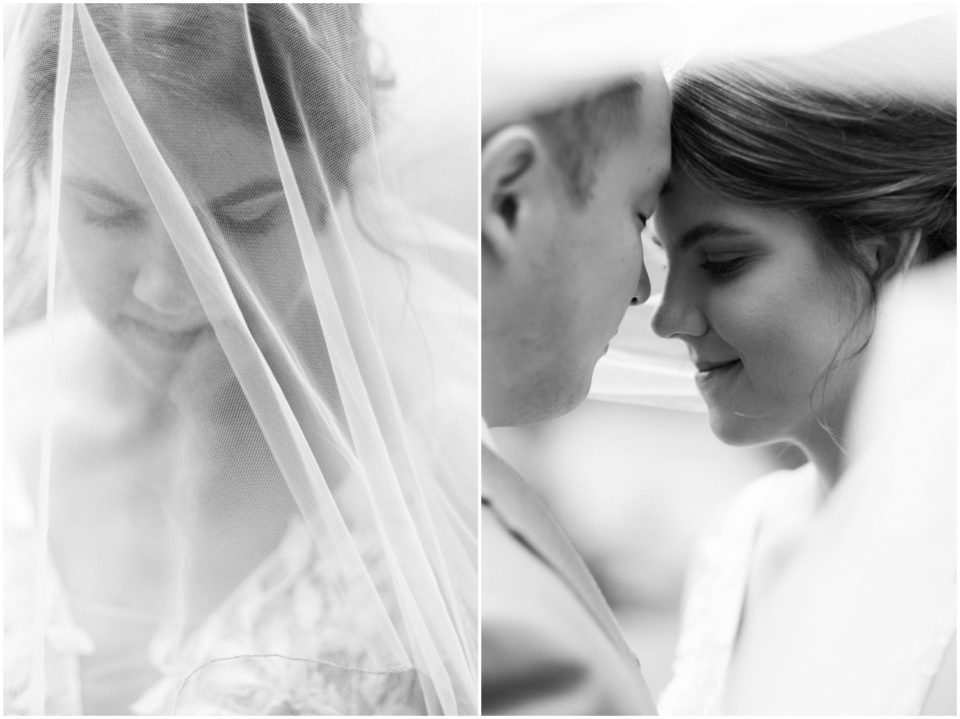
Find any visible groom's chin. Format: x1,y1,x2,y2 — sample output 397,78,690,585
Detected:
541,370,594,423
509,369,593,426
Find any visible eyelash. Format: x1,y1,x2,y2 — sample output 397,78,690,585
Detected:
701,257,748,278
82,207,142,229
217,206,283,235
81,206,284,236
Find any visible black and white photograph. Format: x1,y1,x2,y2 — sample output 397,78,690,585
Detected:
481,3,956,716
3,2,957,717
3,4,477,714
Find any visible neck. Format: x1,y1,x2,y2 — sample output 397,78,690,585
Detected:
793,397,854,499
799,431,846,496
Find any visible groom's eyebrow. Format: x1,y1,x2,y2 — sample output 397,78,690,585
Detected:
677,222,752,252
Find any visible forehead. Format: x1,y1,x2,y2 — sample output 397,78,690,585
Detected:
596,75,671,194
60,89,280,201
656,169,821,249
658,170,722,226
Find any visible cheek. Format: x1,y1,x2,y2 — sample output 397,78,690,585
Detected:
59,212,136,312
713,267,855,396
593,221,643,298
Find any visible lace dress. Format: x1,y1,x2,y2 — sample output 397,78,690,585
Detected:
4,462,425,715
659,465,956,715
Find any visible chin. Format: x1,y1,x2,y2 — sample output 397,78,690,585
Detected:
550,375,592,422
512,367,592,426
707,409,774,447
105,333,179,390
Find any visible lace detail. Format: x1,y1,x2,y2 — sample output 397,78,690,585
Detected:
5,464,425,715
659,464,956,715
657,473,780,715
133,521,425,715
882,586,956,713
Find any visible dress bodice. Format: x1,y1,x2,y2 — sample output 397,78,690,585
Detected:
4,461,424,715
656,471,776,715
658,465,956,715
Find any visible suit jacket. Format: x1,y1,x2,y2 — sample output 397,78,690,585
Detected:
481,442,656,715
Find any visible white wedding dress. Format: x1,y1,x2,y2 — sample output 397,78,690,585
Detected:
5,458,424,715
659,466,955,715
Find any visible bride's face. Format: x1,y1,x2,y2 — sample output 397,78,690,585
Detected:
58,89,315,389
652,169,871,447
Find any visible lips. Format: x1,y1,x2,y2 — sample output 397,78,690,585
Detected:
695,358,741,373
120,314,206,349
693,356,743,395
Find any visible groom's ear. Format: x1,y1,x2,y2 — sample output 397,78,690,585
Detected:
481,125,548,263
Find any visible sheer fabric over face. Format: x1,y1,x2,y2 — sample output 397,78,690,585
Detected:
4,4,477,715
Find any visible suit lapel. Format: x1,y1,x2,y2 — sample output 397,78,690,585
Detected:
482,444,639,666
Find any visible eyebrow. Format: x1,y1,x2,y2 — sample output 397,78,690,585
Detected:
63,176,285,211
63,177,139,208
675,221,755,253
209,178,285,209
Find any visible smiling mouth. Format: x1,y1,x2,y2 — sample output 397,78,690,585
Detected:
121,315,207,349
695,358,742,374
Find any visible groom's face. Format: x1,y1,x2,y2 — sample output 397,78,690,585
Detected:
483,74,671,424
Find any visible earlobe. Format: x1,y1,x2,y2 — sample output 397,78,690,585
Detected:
481,125,542,262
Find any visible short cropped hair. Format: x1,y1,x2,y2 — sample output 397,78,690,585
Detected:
527,79,644,205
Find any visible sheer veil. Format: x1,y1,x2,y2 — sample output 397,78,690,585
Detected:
4,4,477,715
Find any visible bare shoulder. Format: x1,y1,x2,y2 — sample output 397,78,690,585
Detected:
5,321,56,455
4,314,121,487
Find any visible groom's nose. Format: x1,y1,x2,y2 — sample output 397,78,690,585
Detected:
631,262,652,305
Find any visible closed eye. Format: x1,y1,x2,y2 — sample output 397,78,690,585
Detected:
65,177,146,231
701,256,749,278
215,197,286,235
81,204,143,230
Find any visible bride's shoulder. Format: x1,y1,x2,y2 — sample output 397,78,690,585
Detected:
685,465,815,582
4,313,115,472
6,312,100,408
704,465,809,538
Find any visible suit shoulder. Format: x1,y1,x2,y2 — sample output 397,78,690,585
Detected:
483,508,653,713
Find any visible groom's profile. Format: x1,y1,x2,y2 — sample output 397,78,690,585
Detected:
480,28,671,716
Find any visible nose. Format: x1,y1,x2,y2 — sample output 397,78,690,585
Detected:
651,273,708,339
630,262,652,306
132,231,200,317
